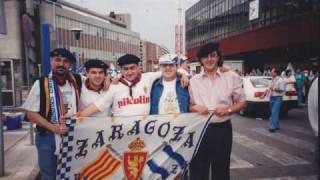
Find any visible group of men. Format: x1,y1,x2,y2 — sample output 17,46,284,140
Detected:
23,42,246,180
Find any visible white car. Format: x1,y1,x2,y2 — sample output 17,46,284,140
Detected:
240,76,298,117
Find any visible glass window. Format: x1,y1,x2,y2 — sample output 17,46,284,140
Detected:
1,60,14,106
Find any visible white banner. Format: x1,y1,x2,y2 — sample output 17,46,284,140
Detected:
56,113,212,180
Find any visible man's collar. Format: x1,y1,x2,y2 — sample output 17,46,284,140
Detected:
201,68,222,78
155,75,179,86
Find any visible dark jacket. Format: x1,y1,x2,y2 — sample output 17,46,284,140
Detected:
150,76,189,114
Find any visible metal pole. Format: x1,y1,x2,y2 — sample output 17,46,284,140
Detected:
52,1,58,48
0,61,5,176
25,44,34,145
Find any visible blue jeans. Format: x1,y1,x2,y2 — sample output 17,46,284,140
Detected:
269,96,282,130
35,132,57,180
296,87,304,105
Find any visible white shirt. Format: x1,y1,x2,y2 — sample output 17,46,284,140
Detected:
283,75,296,91
22,80,75,120
95,72,161,116
270,76,286,97
80,83,111,117
158,79,180,114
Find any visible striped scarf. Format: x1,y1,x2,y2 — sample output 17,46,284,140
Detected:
119,73,141,97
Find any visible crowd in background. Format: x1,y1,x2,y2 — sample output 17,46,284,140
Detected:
242,66,318,106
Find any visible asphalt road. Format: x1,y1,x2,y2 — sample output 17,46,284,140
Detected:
229,107,318,180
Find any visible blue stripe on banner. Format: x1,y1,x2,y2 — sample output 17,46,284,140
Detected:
163,145,186,168
147,159,170,179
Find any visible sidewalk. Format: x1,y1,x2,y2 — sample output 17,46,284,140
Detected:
0,123,39,180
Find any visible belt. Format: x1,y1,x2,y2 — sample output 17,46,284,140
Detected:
36,125,53,136
209,119,231,127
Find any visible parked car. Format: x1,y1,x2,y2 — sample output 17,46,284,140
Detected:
240,76,297,117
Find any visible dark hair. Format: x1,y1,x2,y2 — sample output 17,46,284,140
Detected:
198,49,223,67
197,42,223,67
285,69,291,76
84,59,109,73
272,68,280,75
217,50,223,67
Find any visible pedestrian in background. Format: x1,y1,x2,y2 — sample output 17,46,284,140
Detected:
178,55,192,79
295,67,305,106
261,68,286,132
188,42,246,180
283,69,296,92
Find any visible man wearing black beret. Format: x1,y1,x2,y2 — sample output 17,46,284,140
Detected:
22,48,82,179
188,42,246,179
80,59,111,117
77,53,189,117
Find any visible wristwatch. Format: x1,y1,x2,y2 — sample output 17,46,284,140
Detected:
227,108,233,114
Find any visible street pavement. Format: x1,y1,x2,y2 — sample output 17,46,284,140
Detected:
0,123,38,180
230,107,318,180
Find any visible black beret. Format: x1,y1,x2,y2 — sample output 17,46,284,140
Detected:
50,48,76,63
84,59,109,71
117,54,141,66
196,42,220,59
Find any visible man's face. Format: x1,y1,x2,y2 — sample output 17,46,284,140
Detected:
160,64,177,81
271,68,277,77
87,68,106,86
121,63,141,82
181,61,190,73
50,56,72,76
200,51,219,72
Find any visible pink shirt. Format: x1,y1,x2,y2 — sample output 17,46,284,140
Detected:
189,70,245,123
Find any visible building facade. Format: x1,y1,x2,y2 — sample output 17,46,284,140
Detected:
140,40,170,72
40,0,140,67
0,0,141,107
0,0,27,107
186,0,320,72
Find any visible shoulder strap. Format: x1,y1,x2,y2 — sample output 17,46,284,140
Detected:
38,76,51,135
73,73,82,93
39,77,46,117
39,76,50,118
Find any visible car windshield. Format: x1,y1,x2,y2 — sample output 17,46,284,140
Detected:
250,78,270,88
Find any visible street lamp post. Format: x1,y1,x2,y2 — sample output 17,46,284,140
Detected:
0,61,5,176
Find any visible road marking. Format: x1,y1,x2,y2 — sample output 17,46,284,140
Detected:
282,126,314,136
233,132,310,166
251,175,318,180
230,154,254,169
251,128,315,152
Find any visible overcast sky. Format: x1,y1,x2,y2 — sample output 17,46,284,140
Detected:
65,0,199,52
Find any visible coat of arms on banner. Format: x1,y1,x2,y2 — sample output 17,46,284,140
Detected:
123,138,148,180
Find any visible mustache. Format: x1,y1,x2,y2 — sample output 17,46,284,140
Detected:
53,67,69,75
